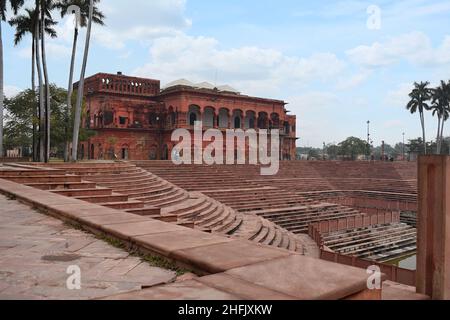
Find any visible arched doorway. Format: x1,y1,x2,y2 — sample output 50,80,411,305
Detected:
121,144,129,160
162,145,169,160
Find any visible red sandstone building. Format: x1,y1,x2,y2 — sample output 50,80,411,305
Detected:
75,72,297,161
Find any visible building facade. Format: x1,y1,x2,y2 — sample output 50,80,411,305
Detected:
76,72,297,161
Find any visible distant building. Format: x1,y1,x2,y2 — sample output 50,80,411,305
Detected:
75,72,298,161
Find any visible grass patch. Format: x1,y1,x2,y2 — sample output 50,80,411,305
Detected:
141,254,190,277
97,234,191,276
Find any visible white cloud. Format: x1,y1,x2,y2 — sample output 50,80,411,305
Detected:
134,34,345,97
92,0,191,49
4,85,22,98
347,32,450,68
385,83,414,108
336,69,373,90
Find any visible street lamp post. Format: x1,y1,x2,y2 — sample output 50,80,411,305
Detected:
403,132,405,161
367,121,371,160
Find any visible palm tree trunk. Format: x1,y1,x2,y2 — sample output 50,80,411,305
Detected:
72,0,94,162
437,116,442,154
0,22,4,158
40,1,51,163
35,7,45,163
65,27,78,162
420,111,427,155
441,118,446,154
32,36,38,162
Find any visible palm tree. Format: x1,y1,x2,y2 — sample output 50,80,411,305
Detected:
71,0,93,162
431,82,450,154
55,0,104,162
1,0,24,157
39,0,56,162
9,7,56,161
407,82,432,155
34,0,45,162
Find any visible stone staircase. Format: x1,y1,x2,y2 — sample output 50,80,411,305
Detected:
0,162,308,254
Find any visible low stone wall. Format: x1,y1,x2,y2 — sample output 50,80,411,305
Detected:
0,157,30,163
308,211,401,246
320,251,416,287
308,212,416,287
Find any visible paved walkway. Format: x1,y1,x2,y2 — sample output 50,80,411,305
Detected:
0,194,177,300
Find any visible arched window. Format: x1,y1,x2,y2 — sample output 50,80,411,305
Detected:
188,105,200,126
189,113,197,126
271,113,280,128
232,110,243,129
203,107,215,127
284,121,290,134
245,111,256,129
234,116,241,129
258,112,268,129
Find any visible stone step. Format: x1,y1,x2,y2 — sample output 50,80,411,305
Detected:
125,207,161,216
76,193,129,204
1,175,82,183
26,182,97,190
100,200,145,210
52,187,112,197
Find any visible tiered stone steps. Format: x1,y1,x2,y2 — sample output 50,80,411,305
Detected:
1,162,306,254
322,223,417,262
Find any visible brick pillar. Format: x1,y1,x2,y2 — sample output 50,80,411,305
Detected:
417,155,450,299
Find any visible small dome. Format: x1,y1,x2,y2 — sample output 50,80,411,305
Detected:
217,85,239,93
195,82,215,90
163,79,195,89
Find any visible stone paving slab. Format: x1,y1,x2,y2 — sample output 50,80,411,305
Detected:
171,240,291,274
382,281,429,300
196,274,297,300
0,194,176,300
102,220,186,241
225,255,373,300
80,213,149,229
101,280,240,300
135,230,233,259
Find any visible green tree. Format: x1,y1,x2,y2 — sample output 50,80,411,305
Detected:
9,6,57,161
4,86,95,158
326,144,339,160
1,0,25,157
406,82,432,155
338,137,370,161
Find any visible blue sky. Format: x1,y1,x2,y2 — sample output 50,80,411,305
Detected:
4,0,450,147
